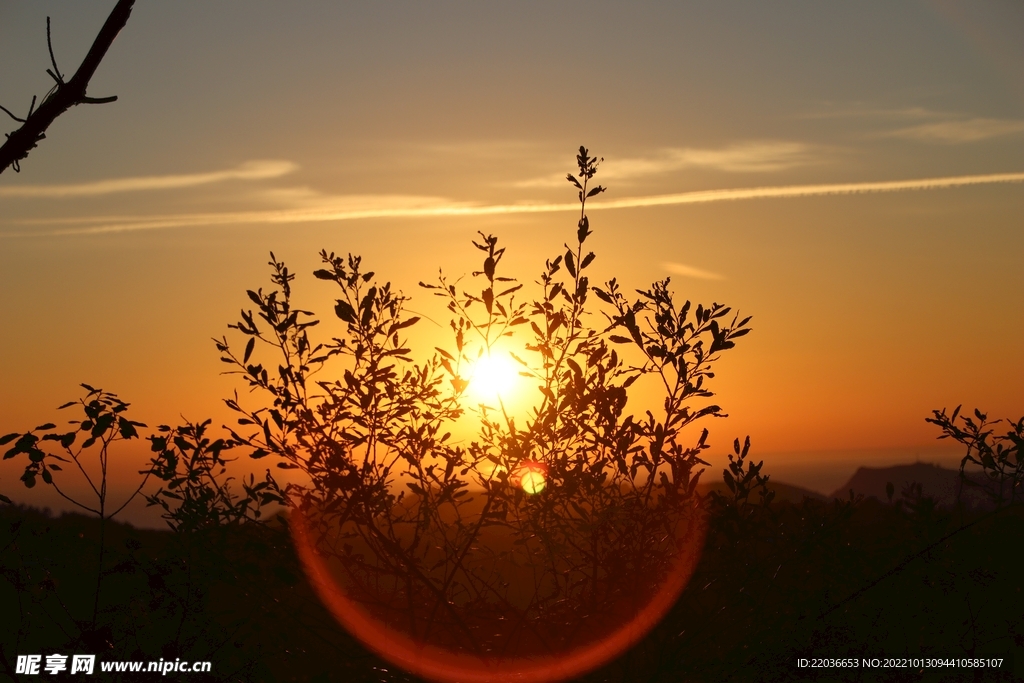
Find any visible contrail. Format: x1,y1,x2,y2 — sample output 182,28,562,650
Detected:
592,171,1024,209
0,160,297,198
7,170,1024,236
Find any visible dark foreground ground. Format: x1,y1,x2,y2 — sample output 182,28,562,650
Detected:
2,490,1022,683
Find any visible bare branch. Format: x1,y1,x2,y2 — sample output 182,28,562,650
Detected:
0,0,136,175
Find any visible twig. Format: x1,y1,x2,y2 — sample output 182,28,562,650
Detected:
0,104,26,124
47,17,64,83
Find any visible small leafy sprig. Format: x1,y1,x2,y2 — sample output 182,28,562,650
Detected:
145,419,284,532
1,384,147,518
927,406,1024,507
712,436,774,509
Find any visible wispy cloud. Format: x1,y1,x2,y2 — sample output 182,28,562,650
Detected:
661,262,725,281
513,142,819,188
12,193,476,235
800,104,1024,144
0,160,297,198
607,142,818,175
797,105,945,121
7,171,1024,237
880,118,1024,143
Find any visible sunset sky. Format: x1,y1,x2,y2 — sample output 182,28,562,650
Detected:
2,1,1022,513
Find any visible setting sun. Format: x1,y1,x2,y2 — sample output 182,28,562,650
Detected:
467,351,521,404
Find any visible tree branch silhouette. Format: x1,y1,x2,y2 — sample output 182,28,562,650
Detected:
0,0,136,175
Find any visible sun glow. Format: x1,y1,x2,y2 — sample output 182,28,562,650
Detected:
466,351,521,403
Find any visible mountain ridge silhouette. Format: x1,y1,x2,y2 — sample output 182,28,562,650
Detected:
829,461,990,507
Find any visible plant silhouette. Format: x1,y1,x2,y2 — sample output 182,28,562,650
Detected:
927,406,1024,508
1,389,315,681
0,386,149,634
213,147,752,670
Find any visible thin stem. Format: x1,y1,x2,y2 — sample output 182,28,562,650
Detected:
107,468,152,519
0,104,25,123
48,480,101,516
46,17,64,83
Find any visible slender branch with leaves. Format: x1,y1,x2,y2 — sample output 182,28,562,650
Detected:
927,406,1024,507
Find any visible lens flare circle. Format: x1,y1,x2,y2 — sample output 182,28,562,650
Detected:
512,461,548,495
520,470,546,494
290,504,706,683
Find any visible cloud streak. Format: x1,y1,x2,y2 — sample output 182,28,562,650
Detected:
7,170,1024,236
661,262,725,281
799,105,1024,144
880,118,1024,143
513,142,819,188
797,105,943,121
0,160,297,198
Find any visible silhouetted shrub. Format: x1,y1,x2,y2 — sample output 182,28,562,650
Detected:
212,148,751,668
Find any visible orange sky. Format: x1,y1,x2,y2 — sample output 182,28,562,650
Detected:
2,1,1022,514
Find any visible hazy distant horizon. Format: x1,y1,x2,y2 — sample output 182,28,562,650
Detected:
758,443,966,495
0,441,968,529
2,1,1021,507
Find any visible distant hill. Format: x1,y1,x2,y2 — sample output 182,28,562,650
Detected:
830,462,989,507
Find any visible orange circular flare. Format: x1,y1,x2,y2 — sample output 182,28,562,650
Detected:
511,461,548,495
290,503,706,683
